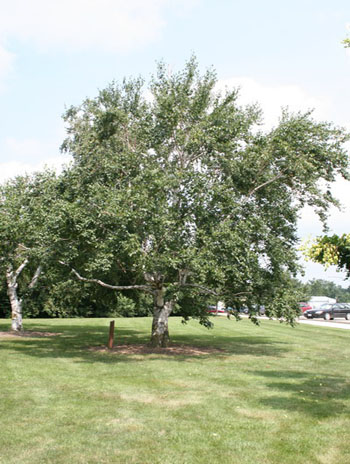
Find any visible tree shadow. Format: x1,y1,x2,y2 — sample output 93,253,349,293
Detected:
0,320,289,363
173,332,289,357
252,369,350,418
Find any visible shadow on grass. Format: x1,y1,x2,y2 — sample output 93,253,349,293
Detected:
253,369,350,418
172,332,288,357
0,320,289,363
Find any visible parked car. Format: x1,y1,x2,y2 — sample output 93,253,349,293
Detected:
258,305,266,315
304,303,350,321
208,304,265,316
308,296,336,309
207,305,227,315
238,305,265,315
299,302,312,312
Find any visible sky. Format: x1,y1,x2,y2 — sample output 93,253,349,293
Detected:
0,0,349,285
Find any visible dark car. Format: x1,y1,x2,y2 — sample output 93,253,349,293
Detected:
304,303,350,321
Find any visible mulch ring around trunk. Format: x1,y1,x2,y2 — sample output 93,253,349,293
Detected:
89,343,227,356
0,331,62,338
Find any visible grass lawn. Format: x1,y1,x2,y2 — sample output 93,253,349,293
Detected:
1,316,350,464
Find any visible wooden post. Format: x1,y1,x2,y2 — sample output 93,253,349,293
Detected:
108,320,115,349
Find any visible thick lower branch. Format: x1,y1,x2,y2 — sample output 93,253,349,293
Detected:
14,258,29,280
70,267,153,293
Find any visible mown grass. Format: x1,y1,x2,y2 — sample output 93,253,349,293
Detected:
1,316,350,464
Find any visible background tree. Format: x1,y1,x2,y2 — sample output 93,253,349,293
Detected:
302,278,350,302
0,171,61,330
304,233,350,277
51,58,350,346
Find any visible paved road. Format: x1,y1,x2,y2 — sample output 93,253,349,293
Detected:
214,313,350,330
298,318,350,330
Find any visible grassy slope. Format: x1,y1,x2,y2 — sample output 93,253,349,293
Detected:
0,317,350,464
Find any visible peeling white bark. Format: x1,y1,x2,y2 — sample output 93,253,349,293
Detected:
6,261,42,332
6,263,27,332
28,265,42,289
150,288,174,347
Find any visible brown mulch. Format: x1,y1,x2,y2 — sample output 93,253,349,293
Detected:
89,343,227,356
0,330,61,338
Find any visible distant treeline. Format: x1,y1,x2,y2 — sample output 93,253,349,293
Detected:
300,279,350,303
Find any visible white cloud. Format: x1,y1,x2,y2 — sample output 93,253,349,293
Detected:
1,133,63,163
218,77,331,130
4,137,50,159
0,44,14,91
0,0,194,88
299,260,349,287
0,155,71,184
0,0,180,53
0,45,14,74
0,130,70,184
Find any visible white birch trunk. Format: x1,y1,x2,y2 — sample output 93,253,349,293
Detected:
6,267,24,332
150,287,174,347
5,260,40,332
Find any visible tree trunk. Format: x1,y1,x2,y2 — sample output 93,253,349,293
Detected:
6,269,23,332
5,261,41,332
150,288,174,347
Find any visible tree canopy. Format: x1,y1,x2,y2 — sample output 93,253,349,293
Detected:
51,57,350,346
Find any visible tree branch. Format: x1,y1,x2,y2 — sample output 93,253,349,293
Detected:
71,267,153,292
177,283,252,299
14,259,29,280
178,269,190,286
248,171,286,196
28,265,42,289
179,283,218,295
